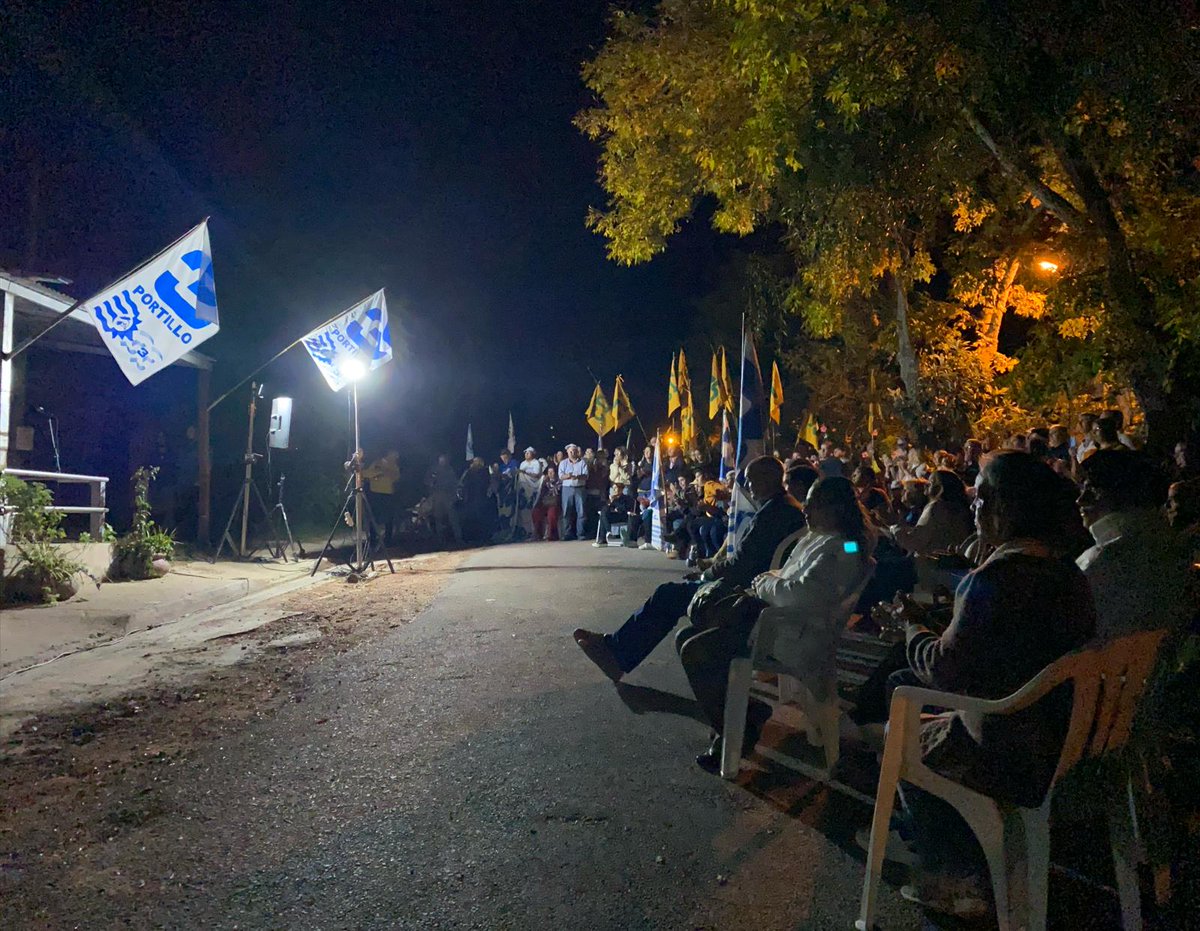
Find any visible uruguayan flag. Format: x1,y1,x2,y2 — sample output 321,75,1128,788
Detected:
719,409,734,481
301,289,392,391
726,330,766,554
89,220,219,385
649,434,665,550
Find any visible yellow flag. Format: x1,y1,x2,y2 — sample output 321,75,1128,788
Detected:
677,348,692,408
769,361,784,425
800,411,819,447
667,353,680,417
708,352,719,420
585,383,612,437
610,375,635,432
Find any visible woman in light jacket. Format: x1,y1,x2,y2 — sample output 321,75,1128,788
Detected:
680,476,874,771
750,477,876,691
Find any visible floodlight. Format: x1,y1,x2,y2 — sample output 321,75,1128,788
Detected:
1035,258,1060,274
341,357,368,382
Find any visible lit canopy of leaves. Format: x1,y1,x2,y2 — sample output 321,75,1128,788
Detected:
579,0,1200,443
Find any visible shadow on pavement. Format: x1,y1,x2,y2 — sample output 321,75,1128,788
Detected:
615,683,706,723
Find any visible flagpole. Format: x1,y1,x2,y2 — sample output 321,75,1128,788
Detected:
207,289,384,412
3,219,210,362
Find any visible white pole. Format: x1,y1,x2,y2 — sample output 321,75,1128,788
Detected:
0,291,13,473
353,380,364,569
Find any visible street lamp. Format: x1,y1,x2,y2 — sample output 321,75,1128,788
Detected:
1035,257,1061,275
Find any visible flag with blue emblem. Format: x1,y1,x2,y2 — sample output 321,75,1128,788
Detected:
301,289,392,391
649,432,665,549
88,220,219,385
726,329,766,554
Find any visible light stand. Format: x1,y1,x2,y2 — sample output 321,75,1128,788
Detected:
310,375,395,577
213,382,289,562
36,405,62,473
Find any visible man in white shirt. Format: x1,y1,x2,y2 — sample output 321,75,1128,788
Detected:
558,444,589,540
1076,450,1192,641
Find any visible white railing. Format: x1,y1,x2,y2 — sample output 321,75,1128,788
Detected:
0,468,108,546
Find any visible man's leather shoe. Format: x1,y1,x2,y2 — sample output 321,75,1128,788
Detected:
573,629,624,682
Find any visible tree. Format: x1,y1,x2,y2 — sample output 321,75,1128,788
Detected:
578,0,1200,448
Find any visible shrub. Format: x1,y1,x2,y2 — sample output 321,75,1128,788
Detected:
0,475,87,604
111,467,175,580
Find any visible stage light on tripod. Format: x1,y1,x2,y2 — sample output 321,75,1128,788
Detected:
341,357,368,382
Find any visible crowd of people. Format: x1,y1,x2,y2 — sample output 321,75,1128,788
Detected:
556,409,1198,920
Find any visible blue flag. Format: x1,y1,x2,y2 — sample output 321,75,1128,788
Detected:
649,433,665,549
726,330,766,553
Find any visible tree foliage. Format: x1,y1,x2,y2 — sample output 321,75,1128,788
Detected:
579,0,1200,447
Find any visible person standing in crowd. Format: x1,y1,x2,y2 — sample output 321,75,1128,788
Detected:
586,448,609,535
426,453,463,547
459,456,492,545
1074,413,1098,464
959,439,983,486
1166,478,1200,562
532,465,562,541
498,448,518,475
1046,425,1072,471
514,447,544,539
663,444,684,486
362,448,400,548
559,444,589,540
1093,412,1126,452
609,447,632,495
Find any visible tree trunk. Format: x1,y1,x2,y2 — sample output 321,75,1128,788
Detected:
976,257,1020,367
891,272,919,404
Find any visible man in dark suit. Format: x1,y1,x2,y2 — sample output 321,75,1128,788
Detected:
573,456,807,681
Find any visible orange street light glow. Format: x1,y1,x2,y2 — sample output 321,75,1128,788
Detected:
1036,259,1060,274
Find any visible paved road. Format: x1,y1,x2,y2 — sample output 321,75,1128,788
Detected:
19,542,927,930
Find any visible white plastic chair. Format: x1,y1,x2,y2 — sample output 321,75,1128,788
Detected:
855,628,1168,931
720,550,875,779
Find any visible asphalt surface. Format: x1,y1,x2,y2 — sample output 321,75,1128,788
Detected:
16,542,929,930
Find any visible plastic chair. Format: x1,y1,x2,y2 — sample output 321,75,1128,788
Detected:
855,628,1168,931
720,555,876,779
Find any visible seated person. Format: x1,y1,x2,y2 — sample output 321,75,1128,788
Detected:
898,478,929,527
1166,477,1200,562
881,451,1096,917
593,487,636,547
572,457,806,681
890,468,973,556
1076,450,1193,640
678,476,874,772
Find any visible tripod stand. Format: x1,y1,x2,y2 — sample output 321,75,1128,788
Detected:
213,383,289,562
270,472,305,559
310,379,395,577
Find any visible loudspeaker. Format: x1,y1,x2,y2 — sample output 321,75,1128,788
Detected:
268,396,293,449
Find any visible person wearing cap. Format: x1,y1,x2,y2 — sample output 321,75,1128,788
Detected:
518,447,543,479
559,444,589,540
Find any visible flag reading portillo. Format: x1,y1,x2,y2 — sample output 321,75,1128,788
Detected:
89,220,219,385
301,289,392,391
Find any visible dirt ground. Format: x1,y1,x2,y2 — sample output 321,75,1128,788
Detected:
0,553,464,915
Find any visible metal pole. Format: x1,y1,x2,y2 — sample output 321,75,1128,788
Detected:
239,385,258,555
353,380,364,569
0,292,13,471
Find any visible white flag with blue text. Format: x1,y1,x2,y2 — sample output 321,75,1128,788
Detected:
301,289,392,391
89,220,219,385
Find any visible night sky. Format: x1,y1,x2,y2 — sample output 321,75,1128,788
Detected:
2,0,726,468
